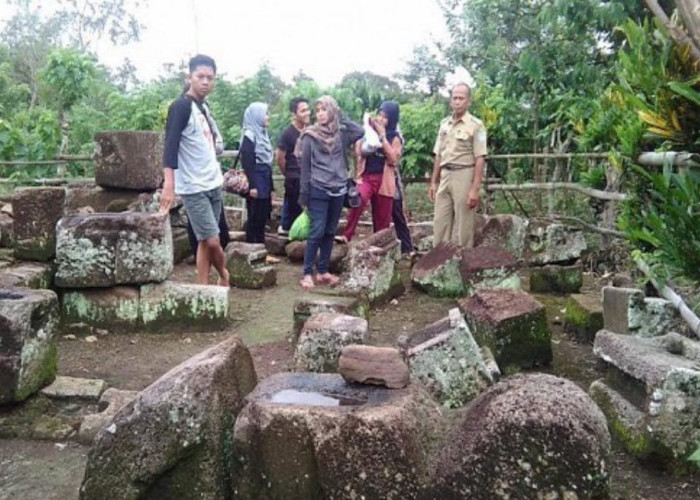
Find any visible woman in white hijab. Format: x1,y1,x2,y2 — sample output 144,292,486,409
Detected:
240,102,274,243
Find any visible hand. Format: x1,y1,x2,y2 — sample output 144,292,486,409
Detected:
160,184,175,214
467,188,480,209
428,182,437,203
249,188,258,199
371,117,386,138
356,177,363,186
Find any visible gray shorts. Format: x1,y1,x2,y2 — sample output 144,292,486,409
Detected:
181,187,223,242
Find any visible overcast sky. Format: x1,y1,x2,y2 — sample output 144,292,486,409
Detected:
1,0,451,86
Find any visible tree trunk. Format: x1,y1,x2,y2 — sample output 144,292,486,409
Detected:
644,0,700,67
58,110,69,175
677,0,700,53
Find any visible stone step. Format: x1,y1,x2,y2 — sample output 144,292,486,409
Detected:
564,293,603,343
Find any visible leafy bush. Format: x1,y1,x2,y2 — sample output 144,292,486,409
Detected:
399,99,446,178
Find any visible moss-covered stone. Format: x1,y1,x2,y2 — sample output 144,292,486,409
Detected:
294,313,368,372
564,293,603,343
61,287,140,332
226,242,276,289
0,262,54,289
291,293,369,343
529,263,583,294
13,187,66,261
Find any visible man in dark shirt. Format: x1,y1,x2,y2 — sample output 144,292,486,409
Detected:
276,97,310,235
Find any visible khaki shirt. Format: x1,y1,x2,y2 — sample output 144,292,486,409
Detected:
433,113,488,167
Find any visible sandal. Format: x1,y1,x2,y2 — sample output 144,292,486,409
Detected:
299,275,315,291
316,273,341,287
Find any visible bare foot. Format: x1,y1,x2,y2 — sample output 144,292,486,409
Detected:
316,273,340,287
217,269,230,287
299,274,315,291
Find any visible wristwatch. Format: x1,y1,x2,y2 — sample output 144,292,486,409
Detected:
378,135,385,142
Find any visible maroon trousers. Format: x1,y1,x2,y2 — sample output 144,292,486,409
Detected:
343,173,393,241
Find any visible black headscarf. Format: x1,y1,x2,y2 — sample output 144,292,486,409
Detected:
379,101,400,143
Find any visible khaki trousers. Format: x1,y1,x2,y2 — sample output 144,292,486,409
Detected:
433,167,475,248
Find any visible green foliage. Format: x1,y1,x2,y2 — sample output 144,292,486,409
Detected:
398,99,446,178
579,164,607,190
0,107,60,161
620,165,700,282
41,48,96,111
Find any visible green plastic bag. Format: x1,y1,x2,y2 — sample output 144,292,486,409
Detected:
289,210,311,241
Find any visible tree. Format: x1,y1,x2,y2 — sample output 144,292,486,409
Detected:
396,45,449,95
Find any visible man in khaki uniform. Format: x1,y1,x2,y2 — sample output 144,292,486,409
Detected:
428,82,487,247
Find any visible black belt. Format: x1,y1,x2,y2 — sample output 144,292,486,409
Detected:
442,164,473,171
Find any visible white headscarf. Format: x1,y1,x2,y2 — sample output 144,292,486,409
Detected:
241,102,273,165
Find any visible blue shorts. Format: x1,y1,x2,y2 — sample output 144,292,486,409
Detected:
181,187,223,241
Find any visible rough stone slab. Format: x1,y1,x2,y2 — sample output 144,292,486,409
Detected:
65,186,147,214
564,293,603,343
474,213,527,258
405,308,496,407
226,242,276,289
55,212,173,288
224,206,244,232
13,187,66,261
342,227,404,306
80,336,257,500
526,219,587,265
264,233,289,256
338,345,409,388
0,212,13,247
589,380,647,457
427,374,611,499
529,263,583,294
171,227,192,264
292,293,369,343
78,388,138,445
0,262,54,289
294,313,369,372
41,376,106,401
412,242,519,298
61,287,140,332
603,286,675,337
94,131,164,191
0,288,59,403
459,288,551,370
232,372,443,499
139,281,230,331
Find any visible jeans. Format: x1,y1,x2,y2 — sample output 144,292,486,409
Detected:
343,173,393,242
303,185,344,275
281,177,302,230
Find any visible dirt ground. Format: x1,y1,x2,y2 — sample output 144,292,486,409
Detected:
2,253,700,499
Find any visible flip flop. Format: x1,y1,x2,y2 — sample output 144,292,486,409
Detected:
316,273,341,287
299,275,315,291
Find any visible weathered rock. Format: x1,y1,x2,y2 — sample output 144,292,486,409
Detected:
226,242,276,289
78,388,138,445
0,262,54,289
264,233,289,256
13,187,66,261
80,336,257,500
65,185,146,214
338,344,409,388
342,227,404,305
603,286,675,337
285,239,349,273
170,226,192,264
231,372,444,499
592,330,700,472
0,288,59,403
0,203,11,216
292,293,369,343
0,212,13,248
459,289,551,371
62,287,141,332
295,313,368,372
55,212,173,288
428,373,611,499
41,376,106,401
474,213,528,258
410,222,434,252
224,206,245,232
564,293,603,343
529,262,583,294
411,242,520,298
32,415,76,441
525,219,588,265
139,281,230,331
403,308,497,407
94,131,164,191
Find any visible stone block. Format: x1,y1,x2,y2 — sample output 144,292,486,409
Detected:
65,185,146,214
0,262,54,289
80,336,257,499
171,226,192,264
427,374,610,498
0,212,13,247
602,286,675,337
78,388,138,445
529,262,583,293
294,313,368,372
564,293,603,343
55,212,173,288
459,289,551,370
525,219,587,265
13,187,66,261
338,345,409,388
232,373,443,499
402,308,497,408
61,287,140,332
474,213,528,258
139,281,230,331
411,242,520,298
94,131,164,191
264,233,289,256
342,227,404,306
592,330,700,472
0,288,59,403
292,293,369,343
41,376,106,401
224,206,244,231
226,242,276,289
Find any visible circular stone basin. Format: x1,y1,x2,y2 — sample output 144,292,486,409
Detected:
269,389,365,407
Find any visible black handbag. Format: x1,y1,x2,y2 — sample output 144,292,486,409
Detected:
344,178,361,208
